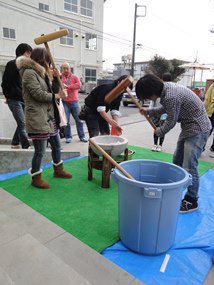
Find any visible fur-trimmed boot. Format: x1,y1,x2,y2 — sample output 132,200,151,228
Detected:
53,161,72,179
29,169,50,189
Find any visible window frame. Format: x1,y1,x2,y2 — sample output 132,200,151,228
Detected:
38,3,50,12
64,0,78,14
59,27,74,47
2,27,16,40
85,68,97,83
85,33,97,50
80,0,93,17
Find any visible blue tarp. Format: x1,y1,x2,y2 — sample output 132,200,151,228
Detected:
0,155,86,181
102,169,214,285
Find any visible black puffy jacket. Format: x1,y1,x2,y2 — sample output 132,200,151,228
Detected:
1,59,23,101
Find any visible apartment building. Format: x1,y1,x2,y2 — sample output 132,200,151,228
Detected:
0,0,105,90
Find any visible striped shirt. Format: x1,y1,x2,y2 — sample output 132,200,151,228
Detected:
29,119,59,140
147,82,212,138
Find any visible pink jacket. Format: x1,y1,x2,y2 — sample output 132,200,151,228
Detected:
61,72,81,103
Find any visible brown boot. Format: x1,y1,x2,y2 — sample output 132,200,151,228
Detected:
53,161,72,179
29,169,50,189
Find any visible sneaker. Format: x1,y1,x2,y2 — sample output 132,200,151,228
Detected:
210,147,214,152
151,145,157,151
179,198,198,213
156,146,162,152
66,138,72,143
11,144,21,149
80,137,88,143
209,152,214,158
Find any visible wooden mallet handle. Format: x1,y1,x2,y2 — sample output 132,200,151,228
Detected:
43,42,64,91
89,138,135,180
126,87,157,130
34,30,69,92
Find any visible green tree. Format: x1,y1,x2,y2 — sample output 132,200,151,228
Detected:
146,55,185,82
169,59,185,82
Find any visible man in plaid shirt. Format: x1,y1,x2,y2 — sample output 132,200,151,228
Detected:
136,74,211,213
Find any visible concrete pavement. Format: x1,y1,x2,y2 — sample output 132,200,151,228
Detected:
0,110,213,285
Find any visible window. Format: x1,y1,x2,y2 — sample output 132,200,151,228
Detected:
3,28,16,39
39,3,49,11
85,33,97,50
64,0,78,13
80,0,92,17
60,28,73,46
85,68,96,82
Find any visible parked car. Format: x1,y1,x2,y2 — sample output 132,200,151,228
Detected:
122,88,150,107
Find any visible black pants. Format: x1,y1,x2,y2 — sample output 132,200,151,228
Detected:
84,107,110,138
154,134,165,146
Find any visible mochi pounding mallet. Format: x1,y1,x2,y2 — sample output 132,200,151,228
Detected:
34,29,69,91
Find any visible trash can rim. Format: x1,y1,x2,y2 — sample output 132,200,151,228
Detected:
112,159,191,189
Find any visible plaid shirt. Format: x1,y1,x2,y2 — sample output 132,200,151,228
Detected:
147,82,212,138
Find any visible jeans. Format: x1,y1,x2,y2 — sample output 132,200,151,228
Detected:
7,99,30,148
209,113,214,150
173,131,210,200
63,101,85,140
32,134,61,173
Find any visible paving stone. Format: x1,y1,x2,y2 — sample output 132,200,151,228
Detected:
0,266,14,285
46,232,143,285
2,201,65,244
0,211,26,246
0,234,91,285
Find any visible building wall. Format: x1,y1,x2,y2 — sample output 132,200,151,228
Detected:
0,0,104,92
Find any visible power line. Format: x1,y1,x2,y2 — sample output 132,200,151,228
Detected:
0,0,135,50
7,0,133,45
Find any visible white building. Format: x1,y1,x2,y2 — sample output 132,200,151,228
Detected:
113,61,193,88
0,0,105,90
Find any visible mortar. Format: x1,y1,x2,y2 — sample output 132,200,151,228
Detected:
90,135,128,157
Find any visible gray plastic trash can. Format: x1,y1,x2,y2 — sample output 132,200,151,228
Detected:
111,159,192,255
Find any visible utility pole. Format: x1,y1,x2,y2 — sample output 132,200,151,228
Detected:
130,3,146,77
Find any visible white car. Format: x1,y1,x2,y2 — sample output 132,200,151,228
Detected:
122,89,149,107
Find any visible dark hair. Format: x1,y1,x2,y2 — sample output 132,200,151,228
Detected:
114,75,128,84
30,47,51,68
162,72,172,82
15,43,32,57
135,74,164,100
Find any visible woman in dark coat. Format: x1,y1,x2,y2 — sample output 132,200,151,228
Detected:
17,47,72,189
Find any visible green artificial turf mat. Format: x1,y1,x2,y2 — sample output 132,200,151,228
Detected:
129,145,214,176
0,146,213,252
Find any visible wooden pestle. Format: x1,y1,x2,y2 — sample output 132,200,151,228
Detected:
126,87,157,130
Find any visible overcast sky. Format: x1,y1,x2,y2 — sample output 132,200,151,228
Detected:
103,0,214,73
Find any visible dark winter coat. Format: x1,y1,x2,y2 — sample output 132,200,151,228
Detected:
1,59,23,101
16,56,60,134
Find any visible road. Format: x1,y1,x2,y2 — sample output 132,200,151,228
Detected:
70,93,145,126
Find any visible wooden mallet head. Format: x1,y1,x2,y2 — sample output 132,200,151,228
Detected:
34,29,69,45
105,75,134,104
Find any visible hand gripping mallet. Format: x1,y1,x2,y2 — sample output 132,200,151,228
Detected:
125,87,157,130
34,29,69,91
